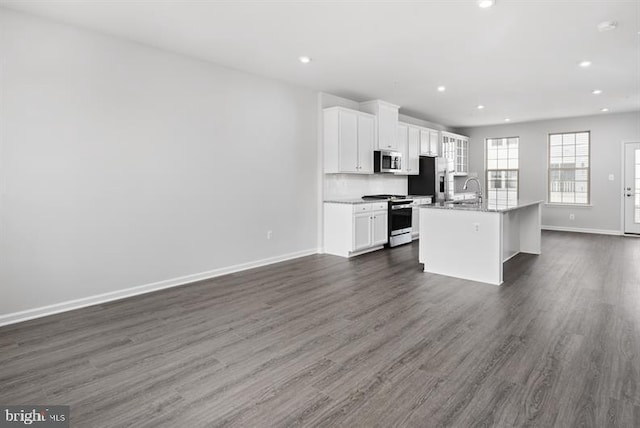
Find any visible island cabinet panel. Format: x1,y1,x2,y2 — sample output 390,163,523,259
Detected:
419,208,502,285
418,201,542,285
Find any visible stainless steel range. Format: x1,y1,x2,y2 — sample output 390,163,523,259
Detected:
361,195,414,247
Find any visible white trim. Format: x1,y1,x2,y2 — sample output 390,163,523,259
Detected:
317,92,325,258
544,203,593,208
0,248,318,327
621,141,626,234
422,267,502,286
542,225,622,236
502,251,520,263
622,141,640,234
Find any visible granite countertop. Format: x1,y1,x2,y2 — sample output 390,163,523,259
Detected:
406,195,435,200
418,199,543,213
324,195,435,205
323,198,374,205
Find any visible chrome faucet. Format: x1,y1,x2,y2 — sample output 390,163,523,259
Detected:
463,177,483,205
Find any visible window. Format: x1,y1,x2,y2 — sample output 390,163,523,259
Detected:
486,137,519,205
548,131,590,204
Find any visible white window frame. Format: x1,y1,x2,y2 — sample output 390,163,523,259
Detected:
485,136,519,205
547,131,591,206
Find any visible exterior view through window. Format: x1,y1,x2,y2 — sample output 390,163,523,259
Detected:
548,131,590,204
486,137,519,206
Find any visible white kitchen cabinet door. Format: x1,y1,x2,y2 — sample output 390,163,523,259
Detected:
338,110,358,173
429,130,440,156
407,126,420,175
371,211,388,246
324,107,376,174
419,128,441,157
359,100,399,151
396,124,409,175
357,114,375,173
353,212,372,251
378,103,398,150
419,129,431,155
441,132,469,176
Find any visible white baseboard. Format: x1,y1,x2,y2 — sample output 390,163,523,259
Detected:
542,225,623,236
0,248,318,328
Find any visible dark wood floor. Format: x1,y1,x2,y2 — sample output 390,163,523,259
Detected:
1,231,639,427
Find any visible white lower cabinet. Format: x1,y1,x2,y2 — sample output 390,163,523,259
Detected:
371,211,388,246
324,202,388,257
353,212,372,251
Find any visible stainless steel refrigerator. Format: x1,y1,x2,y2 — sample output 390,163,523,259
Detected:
408,157,453,201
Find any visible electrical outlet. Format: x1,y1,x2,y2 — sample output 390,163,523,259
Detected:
608,174,614,181
569,213,575,221
473,222,480,232
267,230,273,240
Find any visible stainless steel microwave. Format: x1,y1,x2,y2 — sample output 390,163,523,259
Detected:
374,150,402,173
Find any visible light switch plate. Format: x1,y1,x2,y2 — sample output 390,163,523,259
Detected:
608,174,614,181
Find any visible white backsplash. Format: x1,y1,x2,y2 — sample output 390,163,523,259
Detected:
324,174,408,199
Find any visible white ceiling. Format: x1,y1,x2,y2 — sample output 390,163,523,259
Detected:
2,0,639,127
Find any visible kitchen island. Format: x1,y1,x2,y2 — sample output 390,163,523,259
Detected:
419,200,542,285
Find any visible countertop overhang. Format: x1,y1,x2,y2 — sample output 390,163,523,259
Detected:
418,200,543,213
324,195,434,205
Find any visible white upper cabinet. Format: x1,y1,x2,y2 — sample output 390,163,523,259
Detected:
396,123,409,175
420,128,440,157
359,100,400,151
407,126,420,174
357,113,375,173
324,107,376,174
396,122,419,175
441,131,469,176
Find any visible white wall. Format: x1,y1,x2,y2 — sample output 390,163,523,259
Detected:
0,9,319,319
459,111,640,233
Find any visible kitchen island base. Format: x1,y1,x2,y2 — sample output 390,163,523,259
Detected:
418,201,542,285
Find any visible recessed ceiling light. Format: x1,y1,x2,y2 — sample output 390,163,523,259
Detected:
592,89,602,95
504,118,511,122
579,60,592,68
298,56,312,64
477,105,485,110
437,86,446,92
477,0,495,8
597,21,618,32
601,108,609,112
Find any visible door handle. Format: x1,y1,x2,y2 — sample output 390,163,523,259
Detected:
627,194,633,197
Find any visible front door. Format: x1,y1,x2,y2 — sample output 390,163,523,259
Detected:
624,142,640,234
